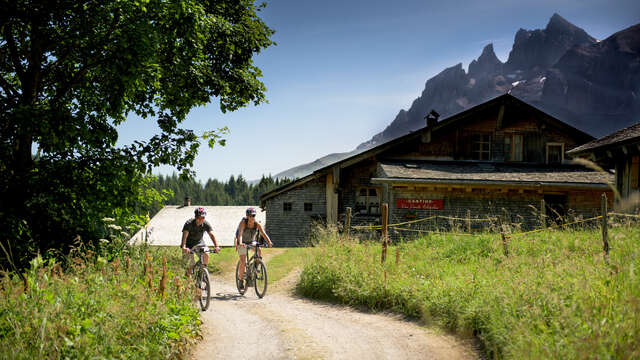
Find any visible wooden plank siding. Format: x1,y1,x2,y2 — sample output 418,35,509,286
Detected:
263,177,326,247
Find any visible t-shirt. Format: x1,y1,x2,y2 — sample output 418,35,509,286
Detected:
182,218,213,248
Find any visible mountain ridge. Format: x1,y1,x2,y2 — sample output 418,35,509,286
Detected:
272,14,640,181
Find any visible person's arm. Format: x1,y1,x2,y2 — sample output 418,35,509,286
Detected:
235,220,246,249
207,231,220,252
181,230,189,254
257,223,273,247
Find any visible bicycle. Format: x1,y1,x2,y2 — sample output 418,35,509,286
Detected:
188,244,216,311
235,241,268,298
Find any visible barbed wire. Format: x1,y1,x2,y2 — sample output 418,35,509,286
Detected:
352,214,499,230
506,215,603,239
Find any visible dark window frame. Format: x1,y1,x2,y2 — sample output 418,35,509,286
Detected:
472,133,491,160
304,202,313,211
283,202,292,211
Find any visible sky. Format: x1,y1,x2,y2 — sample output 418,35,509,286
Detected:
116,0,640,183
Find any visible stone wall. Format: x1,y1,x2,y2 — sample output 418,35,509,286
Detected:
263,178,326,247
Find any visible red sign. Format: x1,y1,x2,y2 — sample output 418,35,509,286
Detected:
396,198,444,210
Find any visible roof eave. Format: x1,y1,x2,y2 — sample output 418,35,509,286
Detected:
371,177,612,190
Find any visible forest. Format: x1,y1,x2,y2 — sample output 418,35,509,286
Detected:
148,173,292,215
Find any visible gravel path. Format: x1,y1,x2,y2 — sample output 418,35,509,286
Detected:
191,273,479,360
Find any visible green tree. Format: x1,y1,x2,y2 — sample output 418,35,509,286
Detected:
0,0,274,269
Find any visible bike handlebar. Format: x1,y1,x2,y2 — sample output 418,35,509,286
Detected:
246,241,270,249
188,245,219,253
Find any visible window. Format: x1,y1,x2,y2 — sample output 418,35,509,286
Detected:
355,187,380,215
546,143,564,164
504,134,523,161
283,202,292,211
472,134,491,160
304,202,313,211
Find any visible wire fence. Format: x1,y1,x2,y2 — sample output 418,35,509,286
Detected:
343,195,640,263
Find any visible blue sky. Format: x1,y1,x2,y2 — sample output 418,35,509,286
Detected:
116,0,640,182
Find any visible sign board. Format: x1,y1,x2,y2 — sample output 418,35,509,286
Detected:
396,198,444,210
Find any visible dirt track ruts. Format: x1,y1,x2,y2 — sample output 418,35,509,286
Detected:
190,269,479,360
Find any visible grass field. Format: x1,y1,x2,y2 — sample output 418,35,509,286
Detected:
211,246,311,284
0,246,201,359
297,225,640,359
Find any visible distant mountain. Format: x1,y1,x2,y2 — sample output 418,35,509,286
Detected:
273,152,360,180
272,14,640,181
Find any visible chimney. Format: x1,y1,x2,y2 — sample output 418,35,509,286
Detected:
184,197,191,206
425,109,440,128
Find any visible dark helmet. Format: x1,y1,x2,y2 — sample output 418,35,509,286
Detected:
194,207,207,217
246,207,257,217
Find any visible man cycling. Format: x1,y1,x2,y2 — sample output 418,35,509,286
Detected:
181,207,220,274
236,207,273,289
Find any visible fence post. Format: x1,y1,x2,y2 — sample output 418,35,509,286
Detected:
497,212,509,257
601,193,609,262
466,209,471,233
345,207,351,239
540,199,546,228
381,203,388,264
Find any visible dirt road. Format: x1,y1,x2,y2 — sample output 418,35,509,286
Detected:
190,272,479,360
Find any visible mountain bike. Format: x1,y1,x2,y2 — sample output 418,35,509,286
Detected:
189,244,216,311
235,241,268,298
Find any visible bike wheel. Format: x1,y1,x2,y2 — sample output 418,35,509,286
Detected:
197,268,211,311
254,260,268,298
235,260,247,295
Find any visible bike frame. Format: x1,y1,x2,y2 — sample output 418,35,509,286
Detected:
190,244,215,311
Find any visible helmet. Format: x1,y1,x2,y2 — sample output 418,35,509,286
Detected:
194,207,207,217
246,207,257,217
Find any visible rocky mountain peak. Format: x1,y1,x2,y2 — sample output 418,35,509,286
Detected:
546,13,577,33
468,43,503,77
505,13,596,72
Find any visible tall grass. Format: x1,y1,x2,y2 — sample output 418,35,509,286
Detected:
0,245,202,359
298,225,640,359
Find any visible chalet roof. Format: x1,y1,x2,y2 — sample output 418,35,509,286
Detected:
568,122,640,155
260,93,596,203
373,160,613,187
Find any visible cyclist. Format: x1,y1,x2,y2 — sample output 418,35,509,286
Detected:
236,207,273,289
181,207,220,274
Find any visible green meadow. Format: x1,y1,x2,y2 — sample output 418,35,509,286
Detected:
297,225,640,359
0,245,203,359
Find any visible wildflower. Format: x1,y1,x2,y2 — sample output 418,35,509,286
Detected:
120,232,131,238
102,217,115,222
99,239,109,244
108,224,122,231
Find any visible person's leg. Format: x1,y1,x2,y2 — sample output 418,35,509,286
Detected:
203,252,209,266
238,254,247,279
183,252,194,276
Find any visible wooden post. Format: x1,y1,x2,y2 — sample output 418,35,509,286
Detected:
345,207,352,236
395,247,400,265
497,213,509,257
434,213,438,232
466,209,471,233
540,199,546,229
602,193,609,262
381,203,388,264
502,208,509,227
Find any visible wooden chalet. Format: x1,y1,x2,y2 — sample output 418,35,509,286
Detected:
568,122,640,205
260,94,614,246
